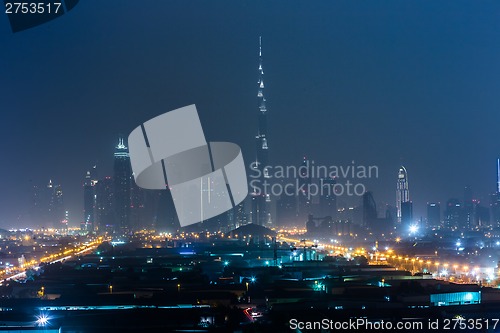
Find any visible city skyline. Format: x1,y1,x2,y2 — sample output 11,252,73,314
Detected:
2,2,500,228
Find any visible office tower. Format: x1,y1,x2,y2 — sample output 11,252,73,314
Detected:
463,185,474,230
396,166,410,225
44,180,54,226
363,191,392,236
427,202,441,228
62,210,69,230
113,137,131,233
400,201,413,231
130,180,145,230
444,198,463,229
155,189,179,233
298,157,312,220
82,170,95,232
29,183,42,226
251,36,272,227
235,201,247,228
276,184,298,228
497,158,500,193
95,176,114,232
50,184,65,228
491,159,500,228
363,191,378,228
473,200,490,227
320,177,337,218
227,201,247,231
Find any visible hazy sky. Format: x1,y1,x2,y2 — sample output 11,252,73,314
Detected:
2,1,500,228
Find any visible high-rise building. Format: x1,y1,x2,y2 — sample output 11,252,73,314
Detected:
497,158,500,193
276,184,298,228
396,166,410,225
463,185,474,230
82,170,95,232
48,182,65,228
426,202,441,228
227,201,247,230
363,191,392,236
444,198,463,229
491,159,500,228
30,180,64,228
113,137,131,233
319,177,337,218
363,191,377,228
130,180,146,230
298,157,312,220
400,201,413,231
95,176,114,232
251,36,272,227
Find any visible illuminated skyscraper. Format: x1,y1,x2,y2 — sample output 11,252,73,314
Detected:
497,158,500,193
95,176,114,232
113,137,131,233
298,157,312,220
319,177,337,218
47,180,65,228
251,36,272,227
396,166,410,224
426,202,441,228
491,159,500,227
83,170,95,231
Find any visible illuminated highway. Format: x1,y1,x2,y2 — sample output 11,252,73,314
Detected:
277,235,498,286
0,238,103,285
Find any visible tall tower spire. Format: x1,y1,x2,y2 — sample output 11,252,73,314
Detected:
251,36,272,227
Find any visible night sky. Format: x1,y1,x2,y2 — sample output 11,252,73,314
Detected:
2,1,500,228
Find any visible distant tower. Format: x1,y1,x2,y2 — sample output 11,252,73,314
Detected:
251,36,272,227
396,166,410,224
320,177,337,218
298,157,312,219
83,170,95,232
363,191,378,228
113,137,131,233
497,158,500,193
463,185,474,230
426,202,441,228
47,181,64,229
95,176,114,232
491,159,500,227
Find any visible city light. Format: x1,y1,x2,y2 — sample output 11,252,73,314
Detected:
35,313,50,326
409,225,418,234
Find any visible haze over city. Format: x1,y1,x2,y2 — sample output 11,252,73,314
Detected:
2,1,500,228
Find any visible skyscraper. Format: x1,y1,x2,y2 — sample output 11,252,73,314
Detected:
251,36,271,227
426,202,441,228
497,158,500,193
492,159,500,228
363,191,392,235
298,157,312,220
95,176,114,232
47,181,65,228
444,198,463,229
463,185,474,229
400,201,413,231
113,137,131,233
396,166,410,225
83,170,95,232
319,177,337,218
